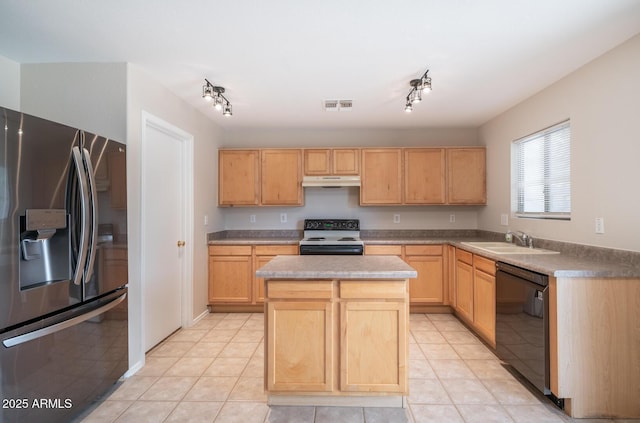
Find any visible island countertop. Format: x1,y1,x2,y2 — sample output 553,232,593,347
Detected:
255,255,417,279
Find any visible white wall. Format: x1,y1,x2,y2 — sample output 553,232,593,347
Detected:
0,54,20,110
20,63,127,141
221,127,480,230
478,33,640,252
126,64,223,371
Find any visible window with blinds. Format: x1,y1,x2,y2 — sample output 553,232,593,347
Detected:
511,120,571,219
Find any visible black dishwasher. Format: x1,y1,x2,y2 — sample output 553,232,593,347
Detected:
495,262,550,395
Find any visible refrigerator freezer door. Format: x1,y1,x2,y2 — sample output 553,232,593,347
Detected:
0,289,128,423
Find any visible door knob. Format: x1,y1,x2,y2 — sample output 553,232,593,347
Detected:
177,240,186,247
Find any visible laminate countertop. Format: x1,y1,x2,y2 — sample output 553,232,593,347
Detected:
209,231,640,279
255,255,417,280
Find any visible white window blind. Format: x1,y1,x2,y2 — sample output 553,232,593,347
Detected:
512,120,571,219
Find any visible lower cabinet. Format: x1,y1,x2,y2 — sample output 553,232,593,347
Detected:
208,246,253,304
453,247,496,346
365,244,446,307
265,279,408,398
208,244,298,308
266,290,333,392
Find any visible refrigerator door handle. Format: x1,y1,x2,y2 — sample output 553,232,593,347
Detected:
71,146,91,286
2,293,127,348
82,147,98,283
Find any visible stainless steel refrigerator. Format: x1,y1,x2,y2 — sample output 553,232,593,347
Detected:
0,107,129,422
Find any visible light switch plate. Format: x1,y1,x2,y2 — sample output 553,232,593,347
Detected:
595,217,605,234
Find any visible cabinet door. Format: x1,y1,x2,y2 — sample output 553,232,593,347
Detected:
455,259,474,323
332,149,360,175
266,301,333,392
340,301,407,393
261,149,303,205
473,269,496,346
218,150,260,206
208,255,252,304
404,148,446,204
304,149,331,175
360,149,402,205
447,148,486,204
405,255,444,303
254,245,298,304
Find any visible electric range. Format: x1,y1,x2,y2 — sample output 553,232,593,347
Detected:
299,219,364,255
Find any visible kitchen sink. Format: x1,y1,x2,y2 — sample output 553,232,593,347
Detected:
460,242,559,255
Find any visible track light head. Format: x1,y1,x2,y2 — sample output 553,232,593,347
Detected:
202,79,233,117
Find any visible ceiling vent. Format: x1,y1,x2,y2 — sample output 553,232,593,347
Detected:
323,100,353,112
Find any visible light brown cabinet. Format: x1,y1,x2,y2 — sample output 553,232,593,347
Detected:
404,148,446,204
472,255,496,346
218,150,260,206
208,244,298,309
208,246,253,304
304,148,359,176
261,149,303,205
266,280,334,392
340,281,408,393
447,148,486,204
360,148,403,205
453,248,495,346
455,249,474,323
218,149,302,206
365,244,446,307
404,245,445,304
265,278,408,401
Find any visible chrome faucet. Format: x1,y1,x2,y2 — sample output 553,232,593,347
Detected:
506,230,534,248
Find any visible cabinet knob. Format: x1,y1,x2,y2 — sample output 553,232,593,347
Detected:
177,240,186,247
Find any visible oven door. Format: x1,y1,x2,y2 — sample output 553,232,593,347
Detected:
299,244,364,255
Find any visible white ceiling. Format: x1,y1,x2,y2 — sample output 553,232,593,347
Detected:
1,0,640,129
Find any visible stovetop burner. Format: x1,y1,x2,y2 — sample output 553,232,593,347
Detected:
338,237,356,241
306,237,326,241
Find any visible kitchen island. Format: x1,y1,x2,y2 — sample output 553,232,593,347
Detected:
255,255,417,407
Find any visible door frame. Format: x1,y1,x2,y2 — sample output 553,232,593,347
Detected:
140,111,194,349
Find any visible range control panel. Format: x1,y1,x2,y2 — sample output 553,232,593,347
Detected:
303,219,360,231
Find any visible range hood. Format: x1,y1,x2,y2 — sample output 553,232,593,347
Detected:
302,175,361,188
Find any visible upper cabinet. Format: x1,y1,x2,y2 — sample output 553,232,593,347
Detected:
304,148,360,176
219,146,485,207
360,149,403,205
261,149,303,205
219,149,260,206
447,148,486,205
360,147,485,206
218,149,302,207
404,148,446,205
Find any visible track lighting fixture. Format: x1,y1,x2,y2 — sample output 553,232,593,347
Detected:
202,78,233,117
404,69,432,112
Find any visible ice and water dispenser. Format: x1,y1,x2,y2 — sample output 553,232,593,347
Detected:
19,209,71,290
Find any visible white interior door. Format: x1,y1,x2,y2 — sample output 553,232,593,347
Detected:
141,115,193,352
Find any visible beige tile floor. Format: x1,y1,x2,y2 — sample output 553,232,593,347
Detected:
80,312,640,423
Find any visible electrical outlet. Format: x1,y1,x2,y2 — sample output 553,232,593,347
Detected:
280,213,287,223
449,214,456,223
204,215,209,225
249,215,256,223
500,213,509,226
595,217,605,234
393,214,400,224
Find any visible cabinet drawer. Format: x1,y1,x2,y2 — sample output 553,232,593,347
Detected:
267,280,334,299
340,280,406,300
456,248,473,265
102,247,127,261
404,245,443,256
209,245,252,256
364,245,403,256
474,255,496,276
255,245,298,256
